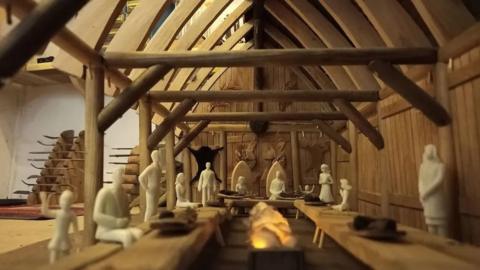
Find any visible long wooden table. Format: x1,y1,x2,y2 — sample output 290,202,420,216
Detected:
294,200,480,270
44,207,227,270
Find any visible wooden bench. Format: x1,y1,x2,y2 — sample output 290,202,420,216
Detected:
43,207,227,270
294,200,480,269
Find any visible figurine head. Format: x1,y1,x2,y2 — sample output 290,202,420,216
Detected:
151,150,160,163
175,173,185,185
423,144,439,162
59,189,74,209
206,162,211,169
320,164,330,173
112,167,125,189
305,184,310,190
238,176,246,185
340,178,352,190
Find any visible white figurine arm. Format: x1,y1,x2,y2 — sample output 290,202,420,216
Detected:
281,182,286,193
71,213,79,234
39,192,57,218
93,190,127,229
422,165,445,201
328,175,334,184
197,173,203,191
138,166,151,190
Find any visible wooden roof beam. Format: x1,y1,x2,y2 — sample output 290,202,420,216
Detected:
104,48,437,68
314,120,352,153
147,99,196,150
0,0,88,82
201,122,347,132
149,90,379,102
173,120,211,157
438,22,480,62
369,60,450,126
182,112,347,122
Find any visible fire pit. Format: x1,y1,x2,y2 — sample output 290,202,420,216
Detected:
247,202,304,270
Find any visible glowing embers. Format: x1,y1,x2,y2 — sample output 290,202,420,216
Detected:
248,202,297,249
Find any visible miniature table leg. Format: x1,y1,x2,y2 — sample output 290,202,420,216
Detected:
312,226,320,243
295,209,300,219
318,230,325,248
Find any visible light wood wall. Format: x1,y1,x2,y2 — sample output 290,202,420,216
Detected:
334,46,480,244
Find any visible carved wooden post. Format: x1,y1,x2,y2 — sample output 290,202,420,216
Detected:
139,96,152,217
84,65,104,246
165,130,176,210
290,131,301,192
348,122,358,211
434,62,459,239
182,149,192,201
219,131,227,190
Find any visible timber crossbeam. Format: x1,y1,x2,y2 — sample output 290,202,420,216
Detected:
181,112,347,122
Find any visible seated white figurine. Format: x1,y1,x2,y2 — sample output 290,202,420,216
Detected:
40,190,78,264
332,179,352,212
94,167,143,247
175,173,199,208
235,176,249,195
299,184,315,195
269,171,286,200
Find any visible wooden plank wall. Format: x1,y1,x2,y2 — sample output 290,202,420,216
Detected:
333,46,480,244
190,66,329,199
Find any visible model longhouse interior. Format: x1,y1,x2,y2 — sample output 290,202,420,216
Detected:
0,0,480,269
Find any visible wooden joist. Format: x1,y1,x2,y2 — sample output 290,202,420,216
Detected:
173,120,211,157
0,0,88,80
98,65,172,132
149,90,379,103
314,120,352,153
181,112,347,122
104,48,437,68
201,122,346,133
438,22,480,62
147,99,196,150
369,60,451,126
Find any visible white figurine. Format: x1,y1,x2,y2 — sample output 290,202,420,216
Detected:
175,173,199,208
235,176,249,195
299,184,315,195
269,171,286,200
419,144,448,237
94,167,143,247
332,179,352,211
40,190,78,264
139,150,163,222
198,162,216,206
318,164,334,203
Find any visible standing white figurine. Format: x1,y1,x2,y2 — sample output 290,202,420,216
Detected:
332,179,352,211
94,167,143,247
419,144,448,237
269,171,286,200
175,173,199,208
235,176,248,195
139,150,163,222
198,162,216,206
40,190,78,264
318,164,334,203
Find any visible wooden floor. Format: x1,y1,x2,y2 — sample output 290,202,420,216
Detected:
199,217,369,270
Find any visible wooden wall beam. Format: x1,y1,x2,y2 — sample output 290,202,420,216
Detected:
165,130,175,210
83,65,104,246
219,131,227,190
148,99,196,150
201,122,346,133
315,120,352,153
104,48,437,68
138,96,152,218
151,103,190,132
182,112,347,122
98,65,171,132
290,131,301,192
0,0,88,81
149,90,379,102
369,60,451,126
173,120,210,156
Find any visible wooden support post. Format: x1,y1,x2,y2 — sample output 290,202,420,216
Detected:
348,122,358,211
182,112,347,122
0,0,88,80
315,120,352,153
173,120,210,156
148,90,379,102
369,60,451,126
139,96,152,217
329,141,337,201
182,149,192,201
219,131,227,190
165,130,176,210
253,0,265,112
434,62,459,239
333,99,384,149
104,48,438,68
290,131,301,192
148,99,196,150
84,65,104,246
98,65,171,132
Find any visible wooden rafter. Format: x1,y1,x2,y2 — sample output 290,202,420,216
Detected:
182,112,348,122
173,120,211,156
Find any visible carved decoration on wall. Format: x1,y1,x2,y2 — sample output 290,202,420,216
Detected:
261,137,288,184
234,137,258,169
299,136,329,184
